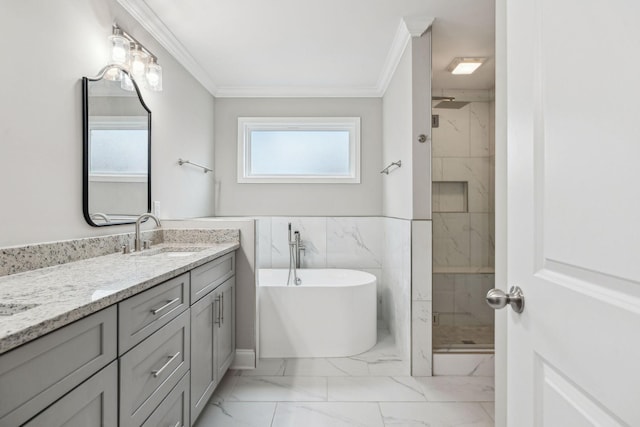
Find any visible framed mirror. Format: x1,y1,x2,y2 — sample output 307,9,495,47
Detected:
82,67,151,226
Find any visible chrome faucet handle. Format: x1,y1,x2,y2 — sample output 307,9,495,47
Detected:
134,213,162,252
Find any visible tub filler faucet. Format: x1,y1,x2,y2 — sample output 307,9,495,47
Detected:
287,223,305,286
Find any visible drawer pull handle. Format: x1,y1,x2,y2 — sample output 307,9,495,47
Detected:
151,297,180,315
215,296,221,326
221,293,224,324
152,351,181,377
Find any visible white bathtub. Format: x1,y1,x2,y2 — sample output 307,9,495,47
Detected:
259,269,377,358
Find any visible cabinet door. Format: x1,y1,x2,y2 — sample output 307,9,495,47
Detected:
215,277,235,380
142,372,189,427
120,311,190,427
190,291,216,425
0,306,117,427
23,360,117,427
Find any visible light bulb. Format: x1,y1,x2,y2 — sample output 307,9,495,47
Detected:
146,57,163,91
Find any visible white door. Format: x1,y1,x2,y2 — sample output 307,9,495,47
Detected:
503,0,640,425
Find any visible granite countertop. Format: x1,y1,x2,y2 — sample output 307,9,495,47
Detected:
0,242,239,355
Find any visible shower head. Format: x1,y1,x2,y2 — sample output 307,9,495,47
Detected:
432,96,470,109
434,101,470,109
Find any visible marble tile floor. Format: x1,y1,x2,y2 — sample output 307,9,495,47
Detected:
193,372,495,427
433,324,494,351
194,330,495,427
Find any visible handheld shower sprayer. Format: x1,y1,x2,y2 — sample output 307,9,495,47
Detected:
287,222,303,286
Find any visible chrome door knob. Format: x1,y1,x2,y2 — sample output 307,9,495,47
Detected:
486,286,525,313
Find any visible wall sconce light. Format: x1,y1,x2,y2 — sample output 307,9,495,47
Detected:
107,23,163,91
447,57,486,75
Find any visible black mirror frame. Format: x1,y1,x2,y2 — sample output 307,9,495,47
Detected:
82,67,152,227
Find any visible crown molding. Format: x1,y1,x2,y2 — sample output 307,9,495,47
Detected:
214,85,382,98
375,20,412,96
117,1,433,98
403,15,435,37
376,16,434,96
117,0,218,95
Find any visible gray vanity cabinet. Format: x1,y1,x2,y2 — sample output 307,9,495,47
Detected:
0,306,117,426
23,361,118,427
216,277,236,380
119,310,190,427
118,272,189,355
141,371,190,427
0,249,237,427
190,255,236,426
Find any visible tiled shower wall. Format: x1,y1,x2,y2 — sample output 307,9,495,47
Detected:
256,217,411,365
431,97,496,342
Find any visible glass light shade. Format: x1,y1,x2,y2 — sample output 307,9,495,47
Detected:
129,47,148,81
108,34,130,65
120,72,135,91
146,58,163,91
104,66,122,81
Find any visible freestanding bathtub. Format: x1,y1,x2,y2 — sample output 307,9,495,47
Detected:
259,269,377,358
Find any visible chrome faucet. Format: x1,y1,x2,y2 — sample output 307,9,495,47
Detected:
287,223,305,285
134,213,161,251
293,231,305,269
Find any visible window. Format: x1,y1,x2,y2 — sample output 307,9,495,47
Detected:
88,116,148,183
237,117,361,183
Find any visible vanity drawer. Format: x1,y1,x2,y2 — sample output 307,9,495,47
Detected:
120,310,190,427
141,371,190,427
191,252,235,303
119,272,189,354
23,360,118,427
0,306,117,427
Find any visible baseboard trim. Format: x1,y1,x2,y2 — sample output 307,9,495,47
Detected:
230,349,256,369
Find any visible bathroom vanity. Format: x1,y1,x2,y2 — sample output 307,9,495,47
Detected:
0,237,238,427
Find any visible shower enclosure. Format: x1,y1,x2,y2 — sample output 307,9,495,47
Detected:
431,93,495,352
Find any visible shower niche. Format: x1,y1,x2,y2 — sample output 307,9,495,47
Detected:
431,93,495,353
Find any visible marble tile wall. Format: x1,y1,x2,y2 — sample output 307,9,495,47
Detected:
433,273,495,327
432,101,495,274
411,221,433,376
431,98,495,352
256,217,412,365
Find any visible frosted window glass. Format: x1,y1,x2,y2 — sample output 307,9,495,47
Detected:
90,129,148,174
249,130,350,176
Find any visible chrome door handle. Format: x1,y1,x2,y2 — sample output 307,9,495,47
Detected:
214,296,221,326
486,286,525,313
151,297,180,315
151,351,180,377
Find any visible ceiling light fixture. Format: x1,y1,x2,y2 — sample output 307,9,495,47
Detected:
447,57,486,75
107,23,162,91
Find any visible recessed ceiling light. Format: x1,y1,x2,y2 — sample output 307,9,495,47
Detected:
447,57,486,75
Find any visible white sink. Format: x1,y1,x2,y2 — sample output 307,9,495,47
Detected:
130,246,208,257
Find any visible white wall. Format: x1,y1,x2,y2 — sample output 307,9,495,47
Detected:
164,219,256,356
0,0,215,247
382,32,432,221
382,46,414,219
214,98,382,216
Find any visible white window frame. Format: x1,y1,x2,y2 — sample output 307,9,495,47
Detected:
237,117,361,184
